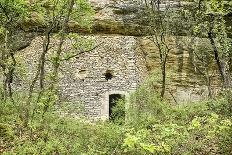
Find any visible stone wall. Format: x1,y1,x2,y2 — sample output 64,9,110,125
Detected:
17,35,146,119
14,33,222,119
8,0,226,119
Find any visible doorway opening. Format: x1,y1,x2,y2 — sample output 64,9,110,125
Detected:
109,94,125,121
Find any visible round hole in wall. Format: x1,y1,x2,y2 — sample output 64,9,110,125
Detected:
104,70,113,81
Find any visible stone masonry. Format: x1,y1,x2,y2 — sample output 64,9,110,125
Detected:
59,35,145,119
12,0,222,120
18,35,146,119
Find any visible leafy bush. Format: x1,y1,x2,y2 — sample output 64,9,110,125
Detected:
1,80,231,154
110,99,126,124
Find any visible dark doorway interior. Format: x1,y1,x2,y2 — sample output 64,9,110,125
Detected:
109,94,125,118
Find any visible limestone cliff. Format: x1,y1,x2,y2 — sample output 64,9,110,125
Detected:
10,0,229,107
88,0,222,102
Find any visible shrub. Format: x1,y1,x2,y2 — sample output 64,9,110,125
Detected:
1,78,231,154
110,99,126,124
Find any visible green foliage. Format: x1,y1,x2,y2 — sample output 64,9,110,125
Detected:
110,99,125,124
0,1,231,153
1,86,232,154
36,0,94,30
62,33,95,61
207,95,232,117
0,0,28,24
0,123,14,141
124,72,232,154
71,0,94,29
127,71,173,128
123,128,171,154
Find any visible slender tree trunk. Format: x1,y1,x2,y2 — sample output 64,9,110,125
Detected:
3,72,7,101
208,14,231,89
208,14,231,114
39,0,75,118
23,29,52,127
2,30,8,101
7,52,16,103
39,31,51,90
206,75,213,98
0,27,18,104
1,29,16,103
161,62,166,98
51,0,75,89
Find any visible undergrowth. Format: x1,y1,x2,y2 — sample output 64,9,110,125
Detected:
0,84,231,154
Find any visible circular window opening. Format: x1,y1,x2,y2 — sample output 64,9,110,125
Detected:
104,70,113,81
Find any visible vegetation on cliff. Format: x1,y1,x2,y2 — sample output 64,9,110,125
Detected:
0,0,232,154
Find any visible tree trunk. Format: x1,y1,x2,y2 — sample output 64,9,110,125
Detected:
161,62,166,98
206,76,212,98
208,14,231,89
51,0,75,88
7,52,16,103
2,30,8,101
39,30,52,90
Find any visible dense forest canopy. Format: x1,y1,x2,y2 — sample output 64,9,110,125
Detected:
0,0,231,154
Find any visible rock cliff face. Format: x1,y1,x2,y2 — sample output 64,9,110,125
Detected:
90,0,146,35
84,0,182,35
87,0,219,102
13,0,224,119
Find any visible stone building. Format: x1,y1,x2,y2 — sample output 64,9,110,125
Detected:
19,35,146,120
13,0,221,120
58,35,145,119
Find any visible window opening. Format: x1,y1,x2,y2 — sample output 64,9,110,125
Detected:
104,70,113,81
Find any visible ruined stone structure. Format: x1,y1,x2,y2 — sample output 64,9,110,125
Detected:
19,35,146,119
58,36,145,119
11,0,225,119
